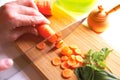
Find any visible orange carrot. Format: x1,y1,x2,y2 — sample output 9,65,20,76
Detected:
36,24,55,38
75,55,83,62
61,56,68,61
36,24,59,43
70,62,80,69
67,59,77,67
60,61,70,69
69,45,78,50
48,34,58,43
61,46,73,56
51,57,61,66
35,0,52,16
56,32,62,38
61,69,73,79
69,55,76,60
36,42,46,50
74,48,82,55
55,40,66,48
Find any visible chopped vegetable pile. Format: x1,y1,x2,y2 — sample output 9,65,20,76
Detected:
51,43,85,79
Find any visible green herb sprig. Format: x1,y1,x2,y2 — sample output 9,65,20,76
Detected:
75,48,120,80
84,47,113,70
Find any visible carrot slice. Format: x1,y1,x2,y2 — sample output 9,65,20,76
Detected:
36,42,46,50
71,62,80,69
55,40,66,48
74,48,82,55
69,45,78,50
51,57,61,66
48,34,58,43
60,61,70,69
69,55,76,60
61,56,68,61
56,32,62,38
61,46,73,56
75,55,83,62
61,69,73,79
67,59,77,67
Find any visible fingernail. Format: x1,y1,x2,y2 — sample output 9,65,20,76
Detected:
4,59,14,68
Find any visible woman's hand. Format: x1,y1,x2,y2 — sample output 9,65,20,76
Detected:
0,0,50,71
0,0,50,41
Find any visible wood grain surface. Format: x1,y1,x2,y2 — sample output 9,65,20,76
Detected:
16,4,120,80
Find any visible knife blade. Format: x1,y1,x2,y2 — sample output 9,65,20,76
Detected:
0,17,86,80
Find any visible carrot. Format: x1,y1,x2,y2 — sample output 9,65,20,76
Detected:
35,0,52,16
50,44,86,79
61,56,68,61
69,45,78,50
75,55,83,62
51,57,61,66
74,48,82,55
60,61,70,69
70,62,80,69
67,59,77,67
55,40,66,48
36,24,55,38
69,55,76,60
36,24,59,43
56,32,62,38
61,46,73,56
48,34,58,43
61,69,73,79
48,31,63,43
36,42,46,50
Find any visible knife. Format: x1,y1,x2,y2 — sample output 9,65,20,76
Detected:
0,17,86,80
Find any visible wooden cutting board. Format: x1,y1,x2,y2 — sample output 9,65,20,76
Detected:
16,3,120,80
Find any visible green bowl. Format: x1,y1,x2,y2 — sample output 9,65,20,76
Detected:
56,0,97,13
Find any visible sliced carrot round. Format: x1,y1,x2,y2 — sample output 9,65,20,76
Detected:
61,56,68,61
61,69,73,79
48,34,58,43
55,40,66,48
36,42,46,50
74,48,82,55
67,59,77,67
70,62,80,69
69,55,76,60
60,61,70,69
61,46,73,56
56,32,62,38
75,55,83,62
51,57,61,66
69,45,78,50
